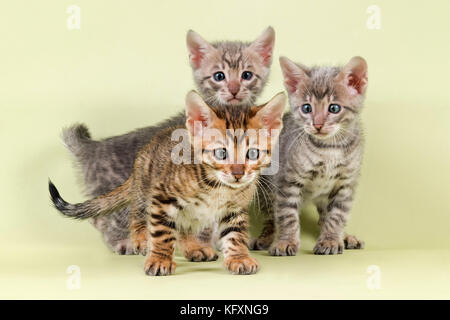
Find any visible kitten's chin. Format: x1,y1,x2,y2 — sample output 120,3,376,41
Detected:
227,98,241,105
222,181,250,189
306,128,339,140
311,132,333,140
216,175,255,189
218,95,250,107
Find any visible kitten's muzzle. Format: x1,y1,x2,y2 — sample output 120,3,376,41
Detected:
228,81,240,96
313,123,324,132
231,164,245,181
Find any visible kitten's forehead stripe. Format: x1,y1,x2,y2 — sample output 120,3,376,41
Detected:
213,41,251,71
214,105,254,130
222,52,243,70
304,66,341,100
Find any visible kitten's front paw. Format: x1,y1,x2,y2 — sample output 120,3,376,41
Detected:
344,234,365,249
313,237,344,255
184,246,219,262
249,236,273,250
268,240,299,256
144,256,176,276
224,256,259,275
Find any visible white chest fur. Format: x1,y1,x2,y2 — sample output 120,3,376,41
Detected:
299,146,346,200
173,189,232,233
306,162,339,199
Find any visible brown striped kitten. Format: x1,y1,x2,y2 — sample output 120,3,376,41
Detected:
252,56,368,255
50,91,286,275
61,27,275,255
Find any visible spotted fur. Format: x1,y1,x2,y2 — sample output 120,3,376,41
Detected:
60,28,275,254
51,91,286,275
252,56,368,255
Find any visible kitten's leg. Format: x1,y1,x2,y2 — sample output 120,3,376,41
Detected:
250,218,275,250
144,202,177,276
178,227,218,262
317,203,365,250
128,188,151,255
219,209,259,275
87,178,136,255
90,211,135,255
268,177,302,256
129,203,148,256
314,185,355,255
249,179,276,250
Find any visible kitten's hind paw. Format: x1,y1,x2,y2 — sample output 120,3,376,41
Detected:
184,246,219,262
249,237,273,250
144,256,176,276
131,232,148,256
111,239,136,255
344,234,365,250
268,240,299,256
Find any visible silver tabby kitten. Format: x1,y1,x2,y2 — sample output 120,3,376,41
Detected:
62,27,275,254
252,56,367,255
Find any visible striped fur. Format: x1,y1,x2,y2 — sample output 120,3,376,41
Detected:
51,91,286,275
252,56,368,255
60,28,275,255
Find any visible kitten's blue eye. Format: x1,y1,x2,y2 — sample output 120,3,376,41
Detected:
246,148,259,160
328,104,341,114
301,104,312,113
213,72,225,82
241,71,253,80
214,148,227,160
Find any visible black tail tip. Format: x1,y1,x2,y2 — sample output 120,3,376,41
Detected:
48,179,59,201
48,179,68,210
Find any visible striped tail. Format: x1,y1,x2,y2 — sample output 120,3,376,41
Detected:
48,178,131,220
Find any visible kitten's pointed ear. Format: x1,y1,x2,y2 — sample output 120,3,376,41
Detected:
186,30,216,69
337,56,368,96
249,26,275,67
185,91,217,136
254,92,286,134
279,56,309,95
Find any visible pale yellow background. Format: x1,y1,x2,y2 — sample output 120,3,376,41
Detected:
1,0,449,299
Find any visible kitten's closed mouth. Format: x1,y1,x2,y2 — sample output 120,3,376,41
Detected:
224,181,251,189
218,177,253,189
228,98,241,104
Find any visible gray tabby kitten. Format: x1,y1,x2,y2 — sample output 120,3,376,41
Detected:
62,27,275,254
252,56,367,255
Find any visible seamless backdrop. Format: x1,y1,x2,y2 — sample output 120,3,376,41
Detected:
1,0,449,299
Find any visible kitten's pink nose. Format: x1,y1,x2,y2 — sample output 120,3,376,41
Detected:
314,123,324,131
231,164,245,181
228,81,240,96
